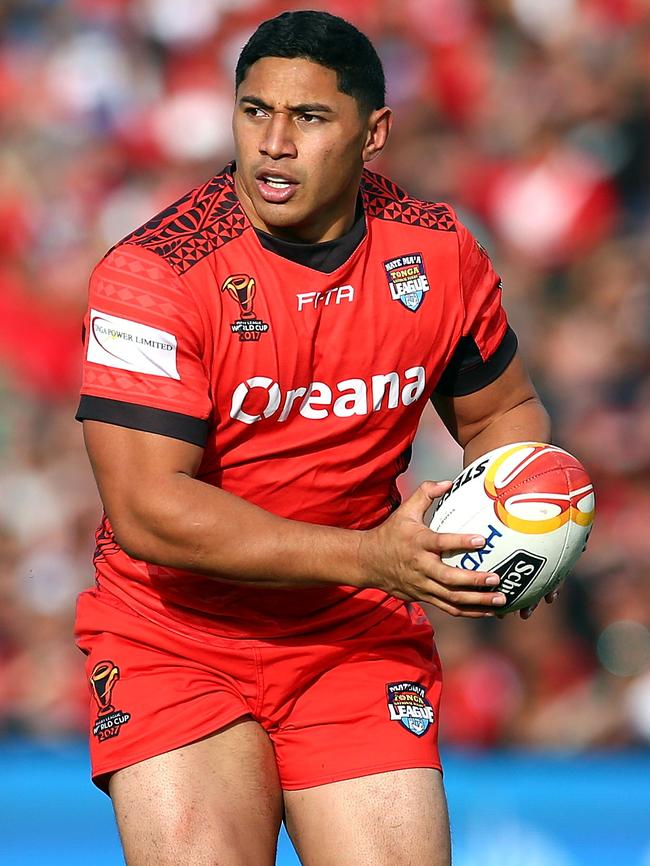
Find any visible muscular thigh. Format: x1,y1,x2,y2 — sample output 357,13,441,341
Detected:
284,768,450,866
109,719,283,866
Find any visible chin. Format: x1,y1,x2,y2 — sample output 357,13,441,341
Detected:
256,204,306,232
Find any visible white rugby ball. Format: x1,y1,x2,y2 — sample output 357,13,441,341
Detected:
429,442,595,613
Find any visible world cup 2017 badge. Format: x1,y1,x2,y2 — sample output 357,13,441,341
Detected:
221,274,270,342
386,681,435,737
383,252,430,312
89,660,131,743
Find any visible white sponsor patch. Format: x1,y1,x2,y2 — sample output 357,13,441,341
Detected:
87,309,180,380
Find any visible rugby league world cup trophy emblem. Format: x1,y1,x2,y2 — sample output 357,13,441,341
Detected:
221,273,270,342
222,273,256,318
90,660,120,716
90,659,131,741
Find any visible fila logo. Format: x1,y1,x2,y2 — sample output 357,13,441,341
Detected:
230,366,426,425
296,285,354,311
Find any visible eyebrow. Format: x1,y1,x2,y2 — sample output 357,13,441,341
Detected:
239,95,334,114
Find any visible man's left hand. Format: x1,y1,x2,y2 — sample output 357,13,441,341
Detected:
519,587,561,619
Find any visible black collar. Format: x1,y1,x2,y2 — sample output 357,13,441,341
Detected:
254,198,366,274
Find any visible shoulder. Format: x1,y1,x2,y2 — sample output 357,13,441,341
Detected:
360,168,457,234
105,163,249,276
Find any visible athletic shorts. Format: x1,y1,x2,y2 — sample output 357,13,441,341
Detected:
75,588,443,792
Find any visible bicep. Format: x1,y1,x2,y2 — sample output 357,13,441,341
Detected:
83,420,204,521
431,352,541,447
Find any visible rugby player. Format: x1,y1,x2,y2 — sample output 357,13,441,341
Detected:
75,10,551,866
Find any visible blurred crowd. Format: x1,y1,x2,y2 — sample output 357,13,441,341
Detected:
0,0,649,750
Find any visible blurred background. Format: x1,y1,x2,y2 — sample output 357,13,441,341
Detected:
0,0,649,863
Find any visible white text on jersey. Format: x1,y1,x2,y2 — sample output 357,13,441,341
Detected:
296,285,354,311
230,367,426,425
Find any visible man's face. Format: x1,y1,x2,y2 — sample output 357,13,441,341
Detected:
232,56,386,243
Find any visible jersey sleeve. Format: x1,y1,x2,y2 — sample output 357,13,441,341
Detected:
76,244,212,446
434,218,517,397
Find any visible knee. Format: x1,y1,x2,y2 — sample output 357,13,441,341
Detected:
119,808,277,866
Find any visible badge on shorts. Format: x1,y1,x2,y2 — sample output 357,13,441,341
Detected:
386,681,435,737
89,660,131,743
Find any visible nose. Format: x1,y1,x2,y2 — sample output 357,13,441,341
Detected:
260,113,297,160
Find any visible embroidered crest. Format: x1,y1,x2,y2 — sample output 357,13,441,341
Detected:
383,253,430,312
90,660,132,742
386,681,435,737
221,274,270,342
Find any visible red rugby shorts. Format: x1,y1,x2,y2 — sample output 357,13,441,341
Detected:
75,590,443,791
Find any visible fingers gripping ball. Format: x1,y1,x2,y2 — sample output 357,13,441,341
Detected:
429,442,595,613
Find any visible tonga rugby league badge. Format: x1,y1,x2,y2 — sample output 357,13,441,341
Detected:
386,681,435,736
383,252,430,312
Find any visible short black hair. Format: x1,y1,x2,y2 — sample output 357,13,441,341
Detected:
235,10,385,114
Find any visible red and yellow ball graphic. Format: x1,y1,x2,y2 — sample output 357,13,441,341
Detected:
483,443,595,535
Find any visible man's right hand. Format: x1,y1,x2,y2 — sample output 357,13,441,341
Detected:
357,481,507,618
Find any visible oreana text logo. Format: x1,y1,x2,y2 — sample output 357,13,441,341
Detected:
230,367,426,425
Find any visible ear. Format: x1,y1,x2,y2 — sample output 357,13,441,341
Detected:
362,107,393,163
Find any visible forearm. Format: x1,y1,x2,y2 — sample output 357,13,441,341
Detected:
109,471,365,589
462,395,551,466
84,420,515,615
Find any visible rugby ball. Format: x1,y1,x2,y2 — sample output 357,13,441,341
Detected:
429,442,595,613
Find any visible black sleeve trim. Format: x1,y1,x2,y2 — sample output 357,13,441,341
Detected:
433,326,518,397
76,396,209,447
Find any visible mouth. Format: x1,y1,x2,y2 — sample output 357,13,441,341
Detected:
254,171,299,204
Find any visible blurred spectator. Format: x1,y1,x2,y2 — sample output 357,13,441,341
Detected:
0,0,649,748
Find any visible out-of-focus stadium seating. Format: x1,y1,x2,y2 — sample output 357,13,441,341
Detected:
0,0,649,751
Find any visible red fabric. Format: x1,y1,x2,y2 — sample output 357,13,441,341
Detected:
76,589,442,790
79,166,510,639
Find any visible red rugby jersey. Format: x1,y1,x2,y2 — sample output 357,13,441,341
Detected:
77,164,516,639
